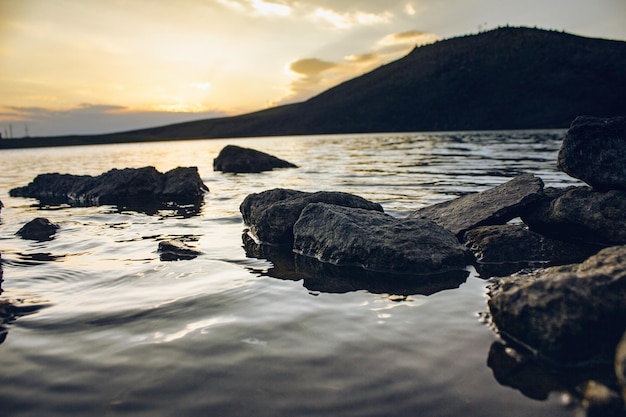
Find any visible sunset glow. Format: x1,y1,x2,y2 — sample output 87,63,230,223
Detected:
0,0,624,136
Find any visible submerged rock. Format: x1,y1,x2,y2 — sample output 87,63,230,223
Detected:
409,174,544,237
213,145,297,173
158,240,202,261
293,203,471,274
240,188,383,245
16,218,59,241
557,116,626,191
522,186,626,245
9,166,208,207
488,245,626,363
464,224,600,277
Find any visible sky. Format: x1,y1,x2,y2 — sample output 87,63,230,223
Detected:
1,0,625,137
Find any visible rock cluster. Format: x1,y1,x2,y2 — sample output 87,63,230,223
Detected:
9,166,208,207
213,145,297,173
239,115,626,415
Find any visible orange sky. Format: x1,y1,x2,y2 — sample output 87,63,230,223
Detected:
1,0,625,137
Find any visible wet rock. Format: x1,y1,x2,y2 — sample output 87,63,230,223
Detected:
16,217,59,241
213,145,297,173
0,199,3,212
9,166,208,207
409,174,544,237
240,188,383,245
522,186,626,245
557,116,626,191
243,231,469,295
488,245,626,363
464,224,601,277
158,240,202,261
293,202,471,274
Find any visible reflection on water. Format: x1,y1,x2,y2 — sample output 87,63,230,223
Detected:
0,131,589,417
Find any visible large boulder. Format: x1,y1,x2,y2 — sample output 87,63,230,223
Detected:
522,186,626,245
409,174,544,237
16,217,59,241
293,202,471,274
488,245,626,363
9,166,208,207
557,116,626,191
213,145,297,173
464,224,600,277
240,188,383,245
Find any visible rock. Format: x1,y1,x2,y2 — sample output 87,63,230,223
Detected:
293,202,471,274
16,218,60,241
522,186,626,245
464,224,601,277
616,332,626,405
243,231,469,295
213,145,297,173
240,188,383,245
488,245,626,363
557,116,626,191
0,199,3,212
409,174,544,237
158,240,202,261
9,166,208,207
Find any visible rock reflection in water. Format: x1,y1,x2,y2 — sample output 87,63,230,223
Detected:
487,341,619,407
243,232,469,295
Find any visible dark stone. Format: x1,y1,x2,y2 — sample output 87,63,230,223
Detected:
293,203,471,274
464,224,601,277
0,199,3,212
522,186,626,245
240,188,383,245
557,116,626,191
158,240,202,261
243,231,469,296
213,145,297,173
9,166,208,207
409,174,544,237
488,245,626,363
16,217,60,241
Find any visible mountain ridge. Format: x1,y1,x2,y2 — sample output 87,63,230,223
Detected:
2,26,625,148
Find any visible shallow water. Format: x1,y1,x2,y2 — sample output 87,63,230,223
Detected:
0,131,585,416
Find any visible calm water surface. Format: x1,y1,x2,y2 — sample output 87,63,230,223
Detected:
0,131,584,416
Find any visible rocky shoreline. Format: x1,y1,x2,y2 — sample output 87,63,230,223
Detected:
3,115,626,415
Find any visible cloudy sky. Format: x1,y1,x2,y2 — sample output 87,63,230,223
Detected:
1,0,625,137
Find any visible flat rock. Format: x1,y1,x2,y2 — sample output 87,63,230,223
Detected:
16,217,59,241
9,166,208,207
293,202,471,274
158,240,202,261
213,145,297,173
488,245,626,363
409,174,544,237
240,188,383,245
464,224,601,277
522,186,626,245
557,116,626,191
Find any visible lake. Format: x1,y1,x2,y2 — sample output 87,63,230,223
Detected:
0,131,585,416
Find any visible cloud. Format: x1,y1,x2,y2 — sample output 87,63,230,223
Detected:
308,7,393,29
215,0,292,17
0,104,227,137
279,29,440,104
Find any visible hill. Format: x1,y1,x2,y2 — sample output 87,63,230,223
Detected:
3,26,626,148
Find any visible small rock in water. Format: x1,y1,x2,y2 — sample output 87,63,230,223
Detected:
158,240,202,261
16,218,60,241
213,145,297,173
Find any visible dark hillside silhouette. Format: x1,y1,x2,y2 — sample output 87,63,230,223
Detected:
3,26,626,148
